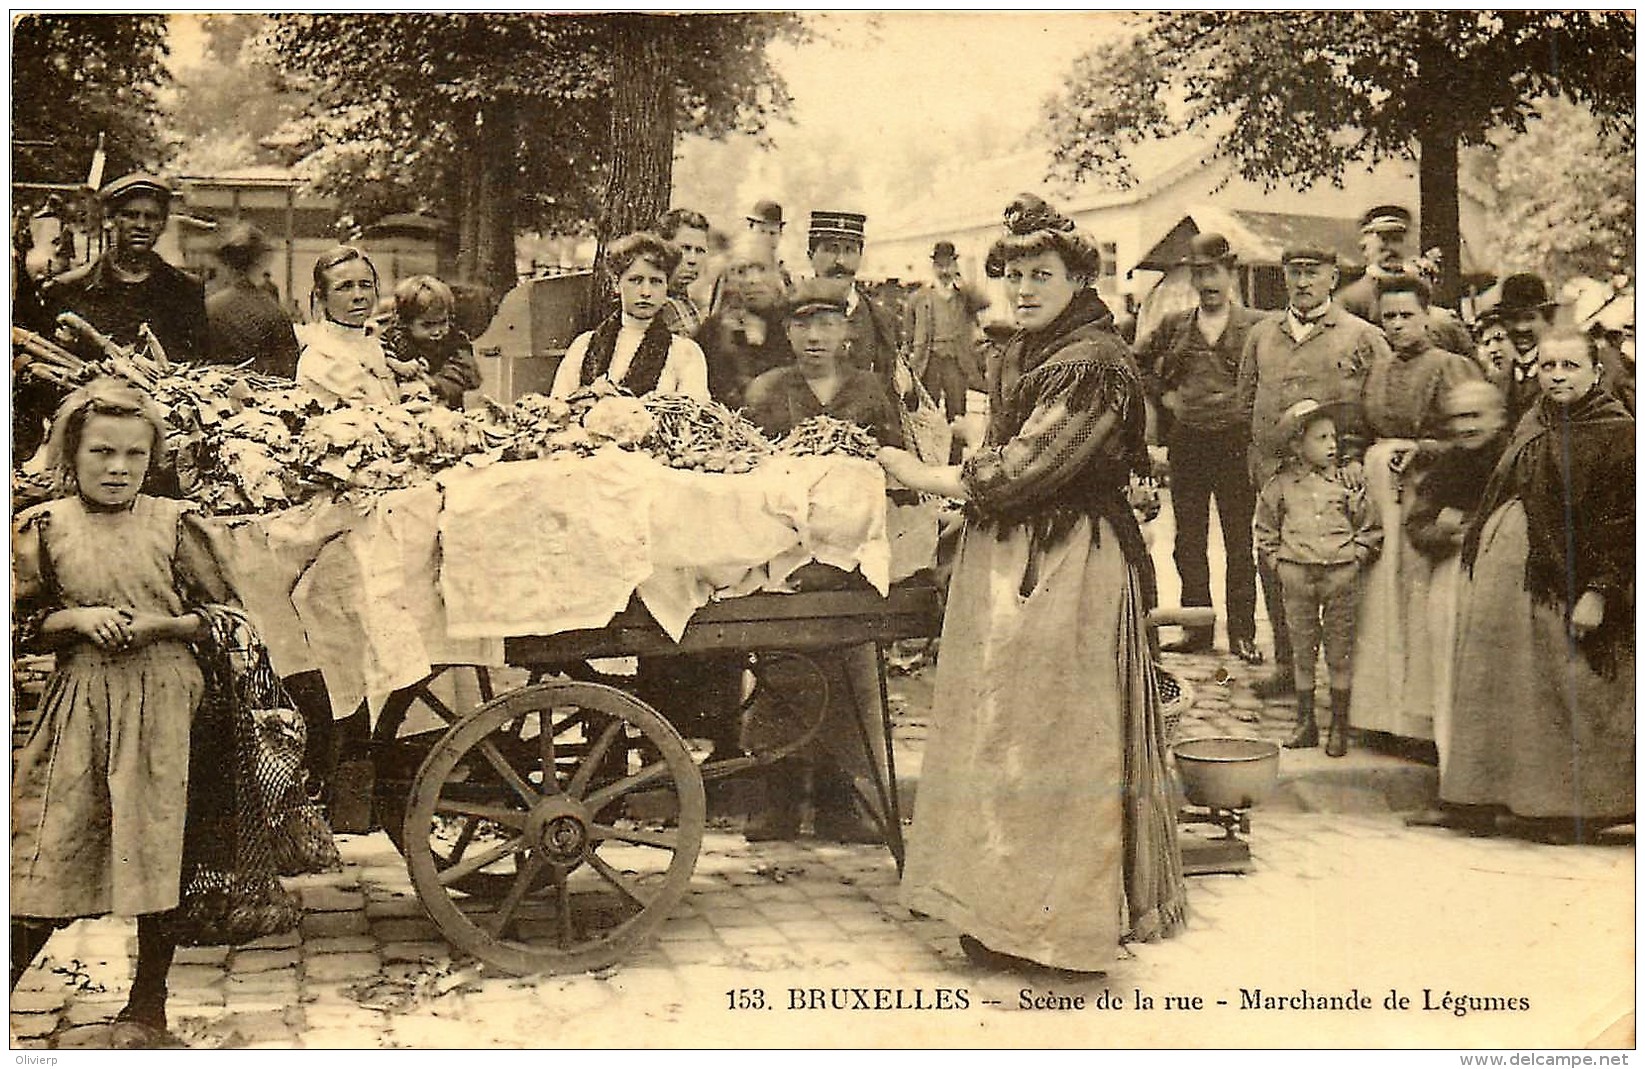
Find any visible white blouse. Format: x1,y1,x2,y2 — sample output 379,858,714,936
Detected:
550,324,710,401
296,320,401,407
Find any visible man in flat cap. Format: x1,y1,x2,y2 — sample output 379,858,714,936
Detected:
1137,232,1268,663
905,240,989,424
738,275,903,845
1237,244,1393,702
41,172,208,362
807,210,900,399
205,221,299,377
1337,204,1473,358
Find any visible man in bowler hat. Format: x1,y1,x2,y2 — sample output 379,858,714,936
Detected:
1491,271,1559,425
1137,232,1267,663
41,172,208,362
905,240,989,421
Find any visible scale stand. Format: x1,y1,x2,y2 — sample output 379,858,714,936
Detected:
1177,805,1255,875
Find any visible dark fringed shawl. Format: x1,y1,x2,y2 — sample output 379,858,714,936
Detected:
1462,386,1634,677
581,312,674,395
967,288,1154,599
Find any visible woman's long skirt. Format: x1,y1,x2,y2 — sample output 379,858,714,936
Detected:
900,516,1186,971
1350,440,1442,740
1443,502,1635,819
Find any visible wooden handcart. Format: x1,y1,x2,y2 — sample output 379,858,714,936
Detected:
367,582,942,977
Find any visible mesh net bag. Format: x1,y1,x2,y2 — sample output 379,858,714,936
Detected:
174,606,338,946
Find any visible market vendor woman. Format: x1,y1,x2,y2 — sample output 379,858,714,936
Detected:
551,232,711,400
878,194,1187,973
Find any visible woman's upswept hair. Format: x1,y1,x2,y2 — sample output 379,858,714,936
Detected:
45,377,168,498
606,231,682,281
1539,327,1602,370
984,193,1104,281
310,245,380,298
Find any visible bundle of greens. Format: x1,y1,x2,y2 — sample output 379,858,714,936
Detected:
642,394,774,473
776,415,880,459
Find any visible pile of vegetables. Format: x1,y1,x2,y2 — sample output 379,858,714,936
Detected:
13,321,901,518
641,393,774,473
777,416,881,459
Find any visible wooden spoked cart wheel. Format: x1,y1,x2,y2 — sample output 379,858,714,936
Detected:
402,681,706,976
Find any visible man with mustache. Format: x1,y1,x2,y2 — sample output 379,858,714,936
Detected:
1336,204,1474,358
1137,233,1267,663
1491,272,1558,426
40,173,208,362
1237,244,1393,699
807,210,901,401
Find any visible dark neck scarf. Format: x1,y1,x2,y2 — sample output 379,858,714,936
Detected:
1463,385,1634,676
1012,286,1116,379
582,312,673,395
987,287,1156,608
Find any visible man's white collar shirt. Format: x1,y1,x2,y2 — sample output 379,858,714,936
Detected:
1284,302,1331,344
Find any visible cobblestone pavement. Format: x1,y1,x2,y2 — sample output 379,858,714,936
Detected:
13,806,1633,1049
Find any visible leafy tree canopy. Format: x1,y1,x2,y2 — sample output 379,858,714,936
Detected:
1480,96,1634,283
266,12,806,236
13,13,172,185
1043,11,1634,297
162,14,309,174
1045,11,1634,192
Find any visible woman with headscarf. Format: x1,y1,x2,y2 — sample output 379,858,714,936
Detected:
877,194,1187,973
1442,330,1634,843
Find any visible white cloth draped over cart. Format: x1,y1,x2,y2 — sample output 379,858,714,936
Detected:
201,447,937,718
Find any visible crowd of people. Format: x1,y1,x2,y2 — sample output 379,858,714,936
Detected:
1135,205,1634,850
7,163,1634,1034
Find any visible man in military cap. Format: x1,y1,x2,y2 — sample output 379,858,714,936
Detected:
807,209,900,397
1237,244,1393,699
41,172,208,361
1337,204,1473,357
1137,232,1268,663
905,240,989,422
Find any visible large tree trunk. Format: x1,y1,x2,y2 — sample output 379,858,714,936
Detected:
586,15,676,327
455,97,520,305
1415,44,1462,307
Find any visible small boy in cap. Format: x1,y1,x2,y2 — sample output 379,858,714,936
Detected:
1253,399,1383,756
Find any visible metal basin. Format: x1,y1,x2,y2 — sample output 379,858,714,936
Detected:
1172,737,1280,810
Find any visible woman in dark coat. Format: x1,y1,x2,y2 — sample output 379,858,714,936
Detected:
1443,330,1634,843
